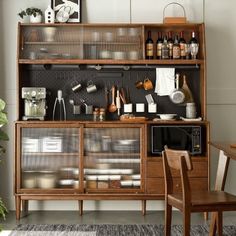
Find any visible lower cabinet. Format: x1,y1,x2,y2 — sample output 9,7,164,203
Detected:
14,121,209,219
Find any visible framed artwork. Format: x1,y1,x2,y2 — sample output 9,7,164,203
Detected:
52,0,81,23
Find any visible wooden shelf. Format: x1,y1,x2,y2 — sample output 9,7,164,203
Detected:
18,59,204,65
24,41,140,45
84,152,140,157
22,152,80,156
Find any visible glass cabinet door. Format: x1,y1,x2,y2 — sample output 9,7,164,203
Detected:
19,25,143,61
20,127,81,191
84,127,143,191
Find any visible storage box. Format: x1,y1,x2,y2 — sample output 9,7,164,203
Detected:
22,138,40,152
41,136,62,152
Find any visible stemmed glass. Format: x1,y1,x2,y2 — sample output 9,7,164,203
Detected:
185,44,191,59
190,43,199,59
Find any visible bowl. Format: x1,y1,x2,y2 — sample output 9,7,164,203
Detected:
158,114,177,120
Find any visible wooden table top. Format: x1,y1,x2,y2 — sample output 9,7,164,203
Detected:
210,142,236,160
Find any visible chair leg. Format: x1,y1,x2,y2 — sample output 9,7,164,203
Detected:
183,210,191,236
216,211,223,236
165,202,172,236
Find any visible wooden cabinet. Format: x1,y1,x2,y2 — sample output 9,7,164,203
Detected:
15,22,209,219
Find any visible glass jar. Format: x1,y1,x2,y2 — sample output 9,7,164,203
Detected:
99,108,106,121
93,108,99,121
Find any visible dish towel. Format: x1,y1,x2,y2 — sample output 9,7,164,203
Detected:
155,68,175,96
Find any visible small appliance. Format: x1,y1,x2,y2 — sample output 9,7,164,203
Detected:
22,87,46,120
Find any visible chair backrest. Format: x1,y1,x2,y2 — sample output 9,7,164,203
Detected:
162,147,193,203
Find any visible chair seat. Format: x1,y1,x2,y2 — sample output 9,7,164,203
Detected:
168,191,236,211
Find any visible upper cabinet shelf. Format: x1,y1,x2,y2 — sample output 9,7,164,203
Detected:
18,23,205,65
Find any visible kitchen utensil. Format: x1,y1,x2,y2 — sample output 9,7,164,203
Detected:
116,89,121,115
69,99,81,115
86,80,97,93
169,74,185,104
182,75,193,102
143,78,153,90
158,114,177,120
120,87,127,104
135,80,143,89
72,83,82,92
80,98,93,114
108,86,117,113
52,90,67,120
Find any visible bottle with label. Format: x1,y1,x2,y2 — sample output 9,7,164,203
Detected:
145,31,154,59
167,31,173,59
179,31,186,59
161,35,169,59
156,32,163,59
173,35,180,59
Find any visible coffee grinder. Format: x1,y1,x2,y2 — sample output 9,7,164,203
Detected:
22,87,46,120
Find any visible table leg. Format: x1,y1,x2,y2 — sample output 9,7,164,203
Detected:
209,150,230,236
142,200,146,216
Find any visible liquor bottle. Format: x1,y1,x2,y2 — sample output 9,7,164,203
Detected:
189,31,199,59
167,31,173,59
145,31,154,59
189,31,198,44
156,32,163,59
179,31,186,59
173,35,180,59
161,35,169,59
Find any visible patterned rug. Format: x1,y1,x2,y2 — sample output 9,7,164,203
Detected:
10,224,236,236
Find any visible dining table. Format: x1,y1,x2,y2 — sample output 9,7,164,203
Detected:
209,142,236,236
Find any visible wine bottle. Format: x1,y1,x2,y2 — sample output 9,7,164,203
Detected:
179,31,186,59
161,35,169,59
190,31,198,44
173,35,180,59
145,31,154,59
156,32,163,59
167,31,173,59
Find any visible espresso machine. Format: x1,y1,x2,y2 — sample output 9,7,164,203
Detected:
22,87,46,120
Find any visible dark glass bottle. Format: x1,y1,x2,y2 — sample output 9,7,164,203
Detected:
167,31,173,59
179,31,186,59
145,31,154,59
156,32,163,59
173,35,180,59
161,35,169,59
190,31,198,44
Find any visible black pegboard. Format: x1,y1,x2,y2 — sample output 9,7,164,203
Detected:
21,65,200,121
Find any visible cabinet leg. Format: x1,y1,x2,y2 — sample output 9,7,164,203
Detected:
15,196,21,220
79,200,83,216
22,200,29,216
142,200,146,216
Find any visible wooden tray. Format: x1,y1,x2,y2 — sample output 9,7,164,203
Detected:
120,115,148,122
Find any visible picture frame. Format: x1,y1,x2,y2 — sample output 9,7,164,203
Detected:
52,0,81,23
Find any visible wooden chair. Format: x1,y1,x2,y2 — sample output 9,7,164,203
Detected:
162,147,236,236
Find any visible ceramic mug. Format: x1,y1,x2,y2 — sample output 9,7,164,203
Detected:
143,78,153,90
86,80,97,93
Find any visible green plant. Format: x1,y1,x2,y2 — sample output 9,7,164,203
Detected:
0,98,9,231
18,7,43,18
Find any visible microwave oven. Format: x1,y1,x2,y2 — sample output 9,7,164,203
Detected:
151,125,202,155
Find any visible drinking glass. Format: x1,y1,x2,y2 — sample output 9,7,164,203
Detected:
190,43,199,59
185,44,191,59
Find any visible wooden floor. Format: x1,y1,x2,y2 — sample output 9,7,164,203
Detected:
1,211,236,230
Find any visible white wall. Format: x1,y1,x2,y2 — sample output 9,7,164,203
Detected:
0,0,236,211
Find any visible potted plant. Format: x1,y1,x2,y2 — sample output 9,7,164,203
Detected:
0,98,9,231
18,7,43,23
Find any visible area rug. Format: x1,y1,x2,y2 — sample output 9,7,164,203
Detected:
10,224,236,236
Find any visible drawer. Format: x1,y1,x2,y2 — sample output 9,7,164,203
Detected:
146,177,208,194
146,161,208,178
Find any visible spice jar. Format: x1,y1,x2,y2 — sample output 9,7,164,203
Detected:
186,102,196,118
99,108,106,121
93,108,99,121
